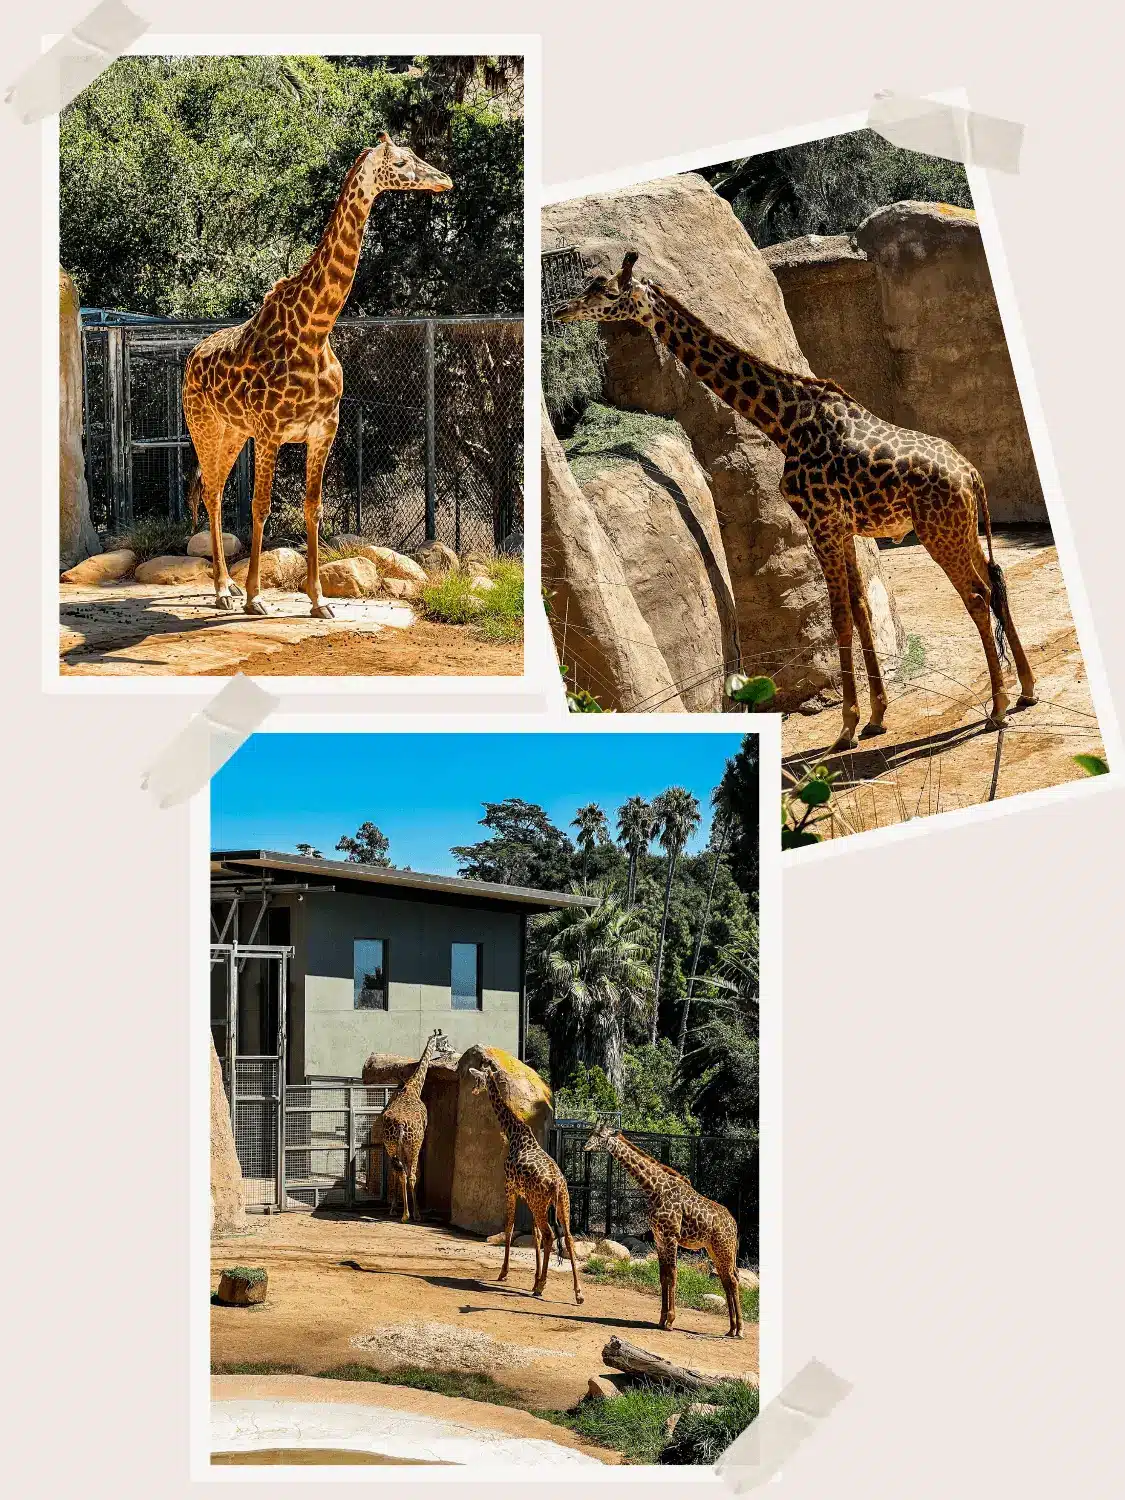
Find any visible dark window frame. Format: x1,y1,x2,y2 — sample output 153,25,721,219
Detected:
353,938,389,1011
450,941,483,1011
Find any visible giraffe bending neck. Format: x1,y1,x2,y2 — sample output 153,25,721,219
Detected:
485,1068,534,1140
639,284,828,447
287,157,381,339
401,1034,439,1103
603,1131,669,1191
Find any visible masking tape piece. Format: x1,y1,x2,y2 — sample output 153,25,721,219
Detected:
715,1358,852,1493
141,676,278,809
868,91,1023,174
5,1,149,124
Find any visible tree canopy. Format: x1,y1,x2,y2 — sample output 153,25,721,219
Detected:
60,54,524,318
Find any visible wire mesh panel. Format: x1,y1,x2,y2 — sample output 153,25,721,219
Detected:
234,1057,280,1208
541,247,587,332
283,1083,391,1211
81,315,523,551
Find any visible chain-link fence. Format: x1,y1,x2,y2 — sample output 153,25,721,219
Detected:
541,246,587,331
82,314,524,554
547,1124,759,1262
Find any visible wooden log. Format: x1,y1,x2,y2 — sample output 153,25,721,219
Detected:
601,1334,732,1390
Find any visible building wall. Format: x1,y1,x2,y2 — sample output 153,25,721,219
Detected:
300,890,522,1078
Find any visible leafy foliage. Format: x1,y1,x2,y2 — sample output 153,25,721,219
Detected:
335,820,391,865
542,321,607,431
60,54,523,317
782,763,841,849
702,128,973,247
561,402,687,486
421,558,523,643
555,1040,697,1134
1074,753,1110,776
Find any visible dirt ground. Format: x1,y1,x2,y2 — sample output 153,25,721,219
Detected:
211,1212,759,1412
58,582,521,677
782,530,1106,837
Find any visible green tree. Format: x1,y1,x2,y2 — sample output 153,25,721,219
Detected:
335,821,391,866
650,787,702,1044
527,889,653,1092
452,798,575,889
720,736,760,899
572,802,609,891
616,795,656,908
676,771,737,1060
294,842,322,858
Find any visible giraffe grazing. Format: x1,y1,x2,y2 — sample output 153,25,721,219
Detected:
583,1120,743,1337
468,1058,584,1305
182,134,453,618
369,1028,455,1222
554,252,1038,751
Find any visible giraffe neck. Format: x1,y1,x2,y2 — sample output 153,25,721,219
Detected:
639,284,823,446
486,1071,534,1143
606,1134,667,1195
286,156,381,340
401,1040,436,1104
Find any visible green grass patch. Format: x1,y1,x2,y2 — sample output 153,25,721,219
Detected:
897,632,927,682
421,558,523,644
540,1377,759,1465
583,1254,759,1322
317,1364,527,1407
562,402,688,486
105,514,195,562
211,1360,302,1375
222,1265,267,1285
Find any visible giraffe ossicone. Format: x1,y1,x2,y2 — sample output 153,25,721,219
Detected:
182,136,453,618
554,252,1037,750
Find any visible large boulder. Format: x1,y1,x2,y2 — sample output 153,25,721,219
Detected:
354,546,428,585
230,546,306,592
210,1038,245,1235
572,425,739,711
542,394,686,711
319,556,381,598
59,269,100,571
544,174,904,709
851,201,1044,524
450,1046,554,1235
134,555,213,586
61,548,136,585
188,530,241,561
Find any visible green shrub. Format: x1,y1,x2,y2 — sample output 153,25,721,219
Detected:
541,1377,759,1465
106,514,195,561
421,558,523,643
582,1252,759,1321
660,1379,760,1464
542,322,607,431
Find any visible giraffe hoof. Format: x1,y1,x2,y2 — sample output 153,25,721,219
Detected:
986,713,1006,730
1016,694,1038,710
214,592,237,613
830,733,858,753
576,1295,585,1305
311,602,336,620
859,722,887,739
244,597,269,617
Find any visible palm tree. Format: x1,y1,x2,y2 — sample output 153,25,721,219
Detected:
616,796,655,907
676,770,737,1060
650,787,701,1044
571,803,609,891
527,888,653,1093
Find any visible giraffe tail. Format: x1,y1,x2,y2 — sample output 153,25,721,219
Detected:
186,464,203,530
974,470,1010,667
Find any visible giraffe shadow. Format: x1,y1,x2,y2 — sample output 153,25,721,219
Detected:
785,717,996,787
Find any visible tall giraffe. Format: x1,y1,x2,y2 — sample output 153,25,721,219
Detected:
368,1027,454,1222
554,252,1037,751
182,134,453,618
468,1058,584,1305
583,1120,743,1337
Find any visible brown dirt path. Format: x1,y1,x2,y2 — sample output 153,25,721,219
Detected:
781,530,1107,837
203,619,521,677
211,1213,759,1411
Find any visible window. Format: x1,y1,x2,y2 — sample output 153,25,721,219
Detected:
450,942,482,1011
354,940,388,1010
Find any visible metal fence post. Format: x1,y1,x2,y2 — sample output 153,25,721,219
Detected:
106,328,128,531
276,953,288,1210
424,320,437,542
605,1153,613,1240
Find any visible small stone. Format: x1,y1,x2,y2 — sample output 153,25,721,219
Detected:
382,577,421,600
349,545,427,585
686,1402,720,1417
470,574,496,594
738,1268,760,1290
187,530,241,561
414,540,459,576
587,1376,618,1401
485,1231,507,1245
592,1238,631,1262
231,547,306,592
61,548,136,585
665,1412,682,1437
320,556,382,598
134,555,213,585
700,1293,727,1312
215,1267,268,1306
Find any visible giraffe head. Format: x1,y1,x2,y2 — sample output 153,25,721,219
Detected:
468,1055,506,1096
552,251,653,325
424,1027,456,1062
582,1119,621,1155
359,133,453,196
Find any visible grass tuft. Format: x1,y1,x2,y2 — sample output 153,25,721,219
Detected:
317,1364,527,1407
421,558,523,644
539,1377,759,1465
562,402,688,486
105,514,195,562
211,1361,301,1375
582,1254,759,1321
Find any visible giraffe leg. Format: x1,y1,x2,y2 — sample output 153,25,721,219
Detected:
243,438,279,616
400,1153,413,1223
916,516,1010,726
556,1191,584,1306
990,571,1037,707
497,1185,517,1283
814,539,860,751
845,539,889,738
655,1240,677,1331
709,1243,743,1339
532,1210,553,1296
302,417,339,619
192,424,246,611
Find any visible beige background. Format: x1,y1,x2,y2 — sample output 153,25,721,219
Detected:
4,2,1125,1495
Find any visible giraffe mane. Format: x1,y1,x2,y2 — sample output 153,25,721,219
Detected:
611,1131,691,1182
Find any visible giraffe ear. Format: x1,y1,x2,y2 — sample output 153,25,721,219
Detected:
619,250,640,287
377,131,394,148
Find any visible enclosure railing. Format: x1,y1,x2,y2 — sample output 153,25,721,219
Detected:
82,314,524,554
283,1083,393,1212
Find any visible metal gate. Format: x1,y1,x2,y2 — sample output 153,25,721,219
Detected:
283,1081,393,1211
211,941,291,1210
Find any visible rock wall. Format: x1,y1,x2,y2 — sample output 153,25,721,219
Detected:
210,1038,246,1235
59,269,100,570
450,1046,553,1236
544,174,903,709
766,205,1046,524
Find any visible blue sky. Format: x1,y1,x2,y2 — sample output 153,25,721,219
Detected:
211,732,751,874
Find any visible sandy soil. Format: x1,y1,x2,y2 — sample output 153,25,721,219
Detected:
781,530,1107,837
211,1213,759,1412
58,582,521,677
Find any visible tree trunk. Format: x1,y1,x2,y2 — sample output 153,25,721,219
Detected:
651,848,680,1044
677,819,729,1060
626,853,637,908
601,1335,739,1390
